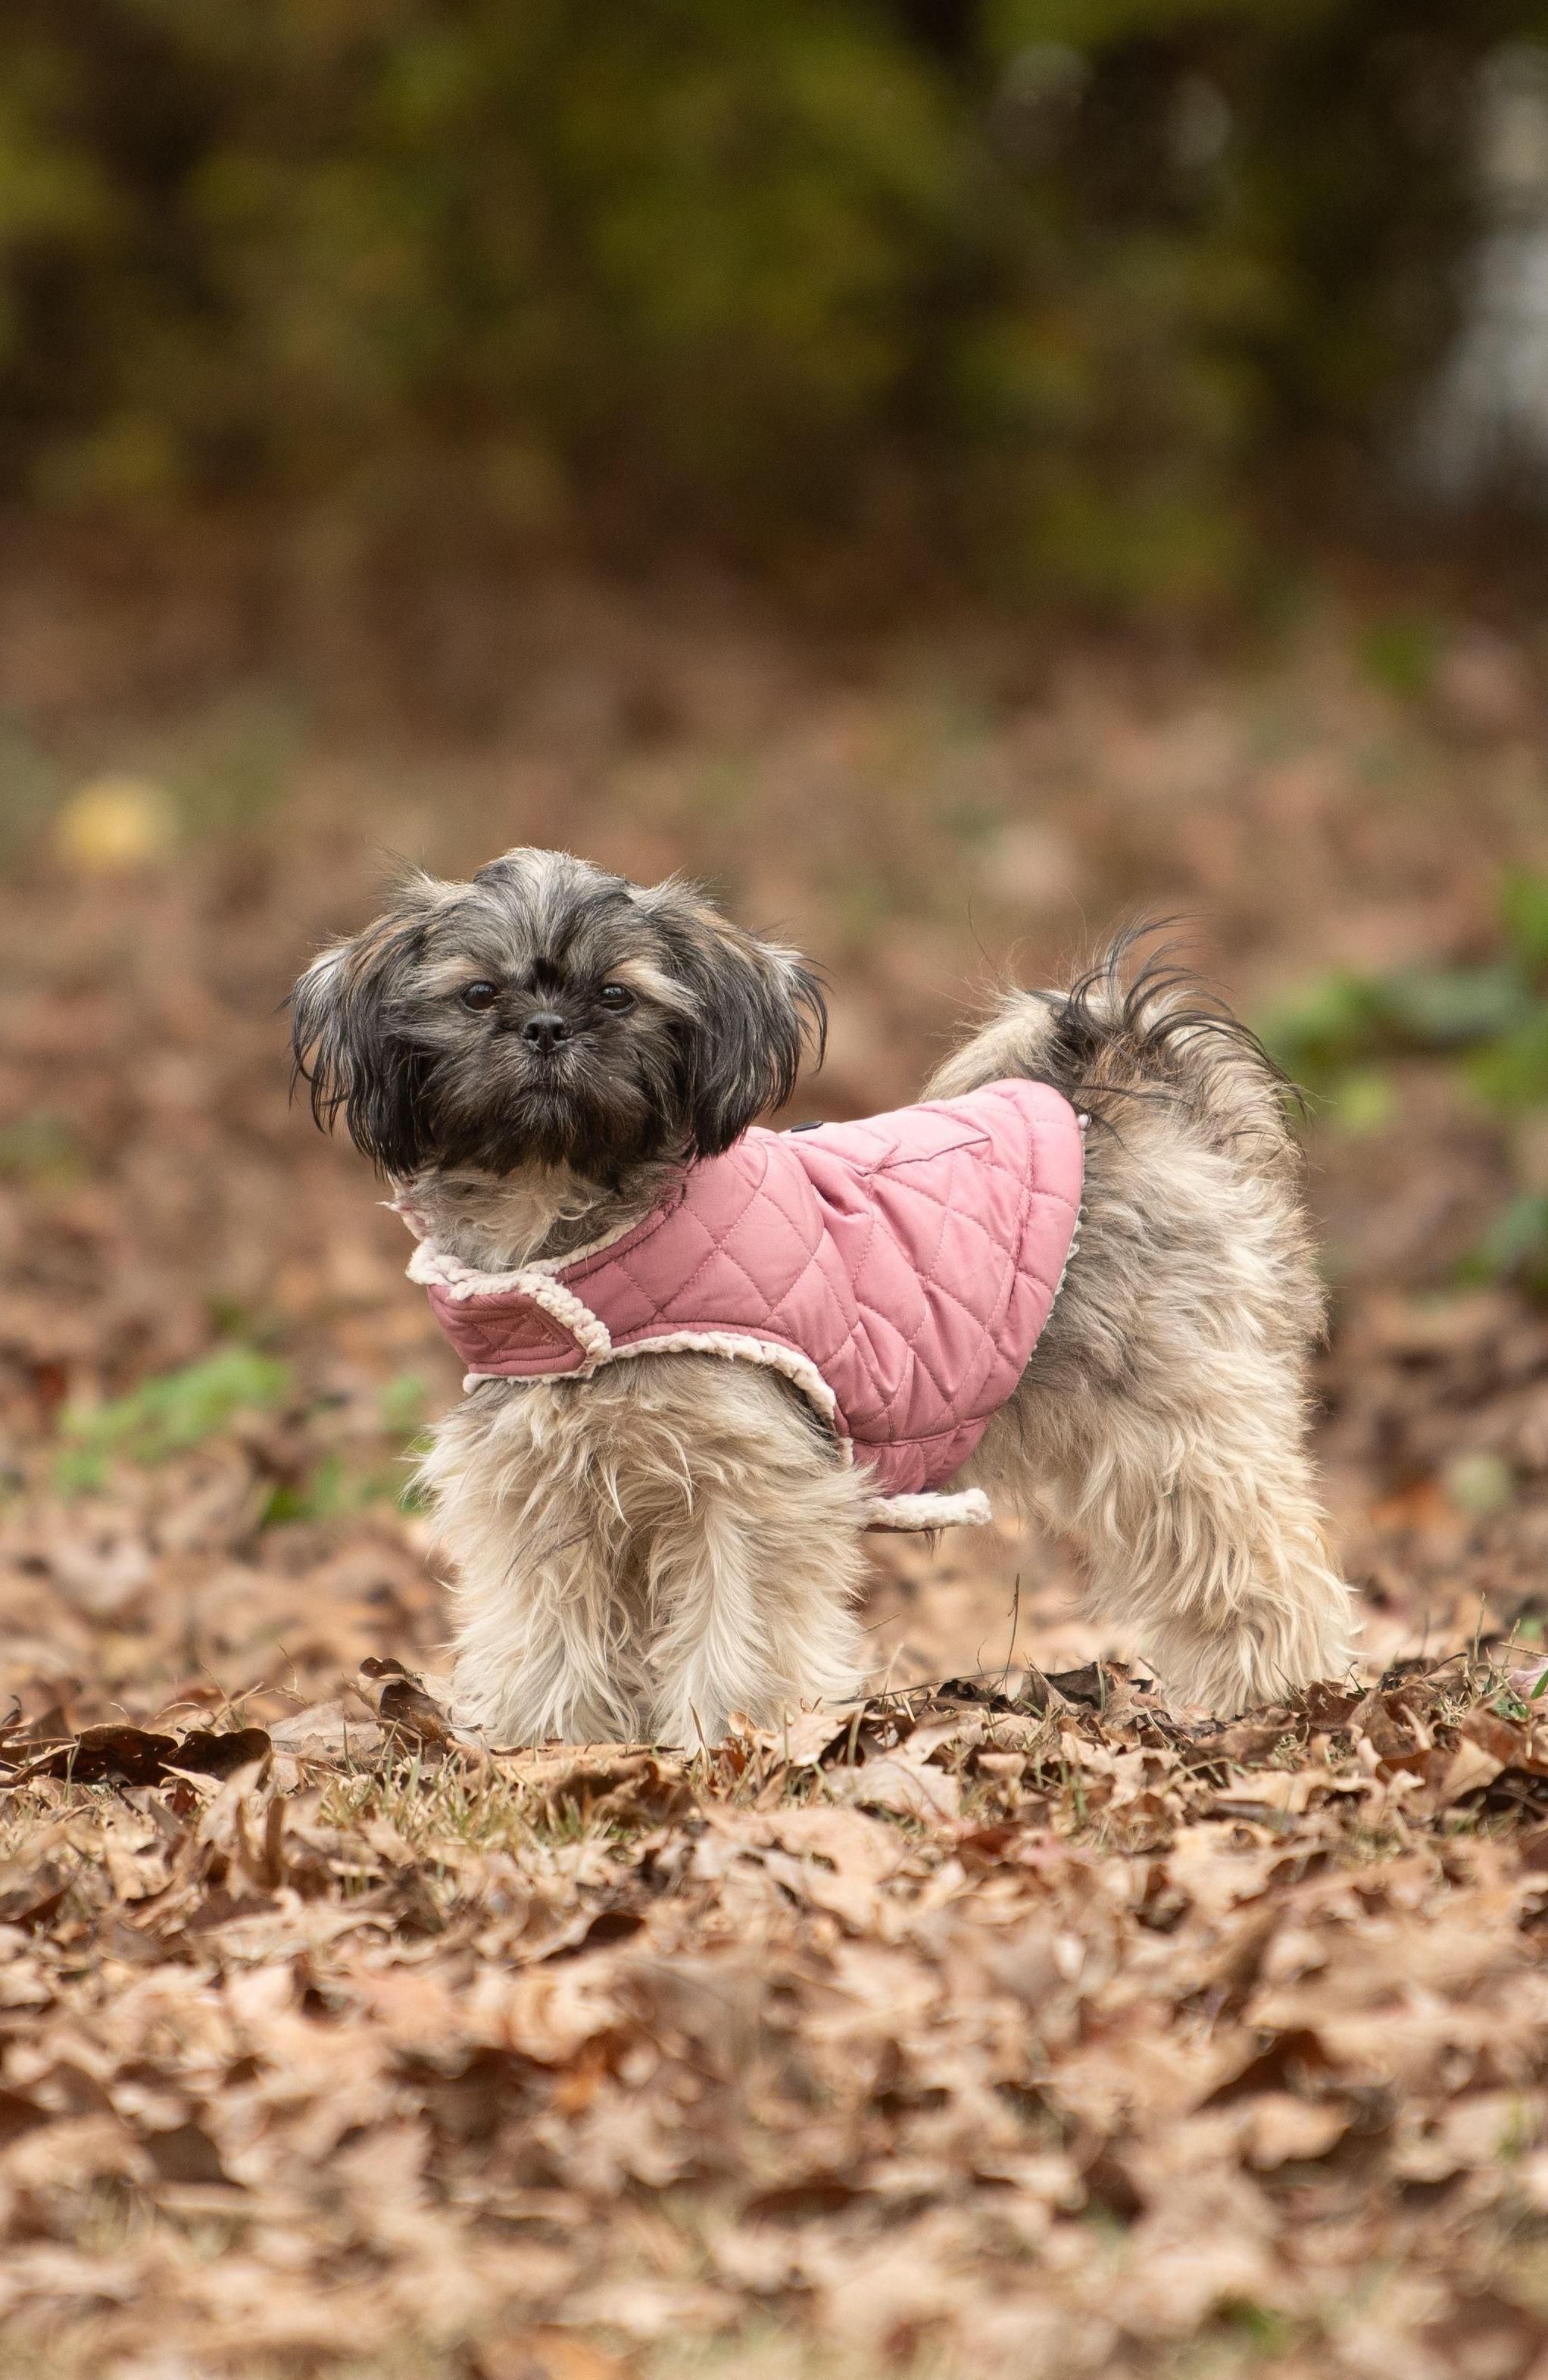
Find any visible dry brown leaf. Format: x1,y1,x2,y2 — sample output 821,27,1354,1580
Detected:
1211,1766,1313,1816
827,1752,962,1821
267,1700,385,1766
1239,2090,1349,2167
1432,1730,1512,1801
170,1725,273,1779
476,2334,638,2380
751,1704,866,1766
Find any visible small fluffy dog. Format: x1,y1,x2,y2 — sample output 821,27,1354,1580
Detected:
292,849,1352,1741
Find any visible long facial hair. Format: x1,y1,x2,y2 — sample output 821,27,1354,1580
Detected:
291,851,826,1201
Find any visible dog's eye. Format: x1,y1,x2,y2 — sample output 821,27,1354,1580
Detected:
460,981,500,1012
598,982,633,1012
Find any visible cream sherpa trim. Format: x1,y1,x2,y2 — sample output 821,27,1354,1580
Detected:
604,1329,840,1427
407,1237,529,1299
463,1321,842,1434
521,1201,675,1276
406,1241,838,1422
410,1241,613,1368
863,1488,993,1530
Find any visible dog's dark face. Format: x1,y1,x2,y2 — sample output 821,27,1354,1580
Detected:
291,850,825,1184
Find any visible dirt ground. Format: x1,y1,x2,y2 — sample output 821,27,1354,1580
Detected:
2,578,1548,2375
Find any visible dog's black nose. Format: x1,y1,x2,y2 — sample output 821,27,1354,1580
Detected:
521,1011,570,1054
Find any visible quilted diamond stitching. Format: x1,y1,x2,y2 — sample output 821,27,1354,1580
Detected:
611,1163,829,1327
815,1093,1073,1436
813,1096,1053,1429
841,1146,1025,1424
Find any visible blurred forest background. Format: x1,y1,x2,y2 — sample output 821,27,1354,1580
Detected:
5,0,1548,605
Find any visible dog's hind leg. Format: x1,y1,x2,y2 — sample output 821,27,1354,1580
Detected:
1000,1351,1353,1714
965,1115,1353,1713
935,940,1354,1715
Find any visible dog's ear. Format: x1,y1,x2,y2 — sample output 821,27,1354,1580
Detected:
645,885,826,1159
289,897,438,1176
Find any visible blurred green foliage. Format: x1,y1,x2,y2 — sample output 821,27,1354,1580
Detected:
55,1349,432,1512
1357,613,1443,701
0,1109,83,1186
1263,870,1548,1294
55,1345,292,1491
0,1,1537,597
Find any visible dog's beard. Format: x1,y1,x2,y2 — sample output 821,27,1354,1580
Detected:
424,1038,679,1185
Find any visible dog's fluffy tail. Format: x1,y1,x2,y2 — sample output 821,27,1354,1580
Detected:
926,924,1299,1178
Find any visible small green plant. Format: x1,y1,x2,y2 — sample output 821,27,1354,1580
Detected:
1463,1193,1548,1299
1356,611,1440,701
55,1347,292,1492
260,1448,431,1527
376,1371,428,1434
0,1111,83,1185
1260,870,1548,1294
259,1371,432,1524
55,1348,438,1512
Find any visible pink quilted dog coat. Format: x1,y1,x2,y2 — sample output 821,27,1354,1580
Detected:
405,1080,1085,1529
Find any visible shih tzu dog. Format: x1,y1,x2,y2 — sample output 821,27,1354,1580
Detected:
291,848,1352,1743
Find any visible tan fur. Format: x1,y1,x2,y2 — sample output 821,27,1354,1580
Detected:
404,1159,658,1273
420,1353,869,1745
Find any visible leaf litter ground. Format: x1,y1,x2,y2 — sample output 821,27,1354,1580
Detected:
4,607,1548,2375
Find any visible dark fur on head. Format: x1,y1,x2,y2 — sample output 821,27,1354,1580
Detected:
290,850,825,1186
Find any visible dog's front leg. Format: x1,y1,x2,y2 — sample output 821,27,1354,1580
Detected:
634,1368,872,1746
642,1481,869,1747
447,1525,645,1746
421,1385,650,1745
